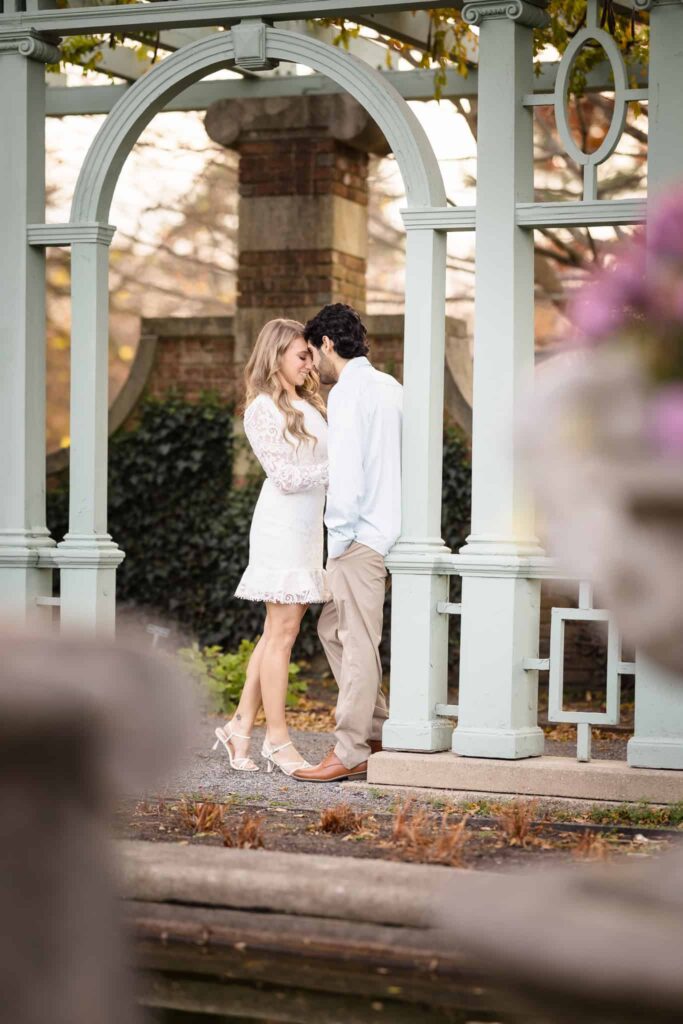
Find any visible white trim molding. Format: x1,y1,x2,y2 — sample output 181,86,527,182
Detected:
401,207,476,232
516,199,646,227
27,223,117,247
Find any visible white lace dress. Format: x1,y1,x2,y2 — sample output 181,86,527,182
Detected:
235,393,330,605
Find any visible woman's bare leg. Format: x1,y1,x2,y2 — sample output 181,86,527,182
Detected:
261,602,308,766
224,618,269,760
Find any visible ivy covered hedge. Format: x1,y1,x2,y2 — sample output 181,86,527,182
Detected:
47,395,471,663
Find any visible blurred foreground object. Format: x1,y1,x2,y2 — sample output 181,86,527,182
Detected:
521,188,683,675
0,628,193,1024
438,848,683,1024
500,187,683,1022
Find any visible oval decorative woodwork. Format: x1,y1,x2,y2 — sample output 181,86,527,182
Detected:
554,26,628,169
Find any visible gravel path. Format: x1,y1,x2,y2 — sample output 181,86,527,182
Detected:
159,721,371,811
153,716,629,814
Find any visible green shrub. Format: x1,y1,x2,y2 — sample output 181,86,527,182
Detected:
441,426,473,553
179,638,307,715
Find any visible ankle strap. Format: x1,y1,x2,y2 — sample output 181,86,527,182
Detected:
267,740,293,755
226,726,252,740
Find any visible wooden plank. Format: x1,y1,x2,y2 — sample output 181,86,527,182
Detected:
138,971,502,1023
125,902,499,1015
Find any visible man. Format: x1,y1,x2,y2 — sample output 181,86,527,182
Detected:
294,303,403,783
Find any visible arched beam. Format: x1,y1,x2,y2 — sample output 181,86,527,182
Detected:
71,23,445,224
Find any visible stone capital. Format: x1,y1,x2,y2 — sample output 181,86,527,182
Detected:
461,0,550,28
205,93,389,157
0,30,61,64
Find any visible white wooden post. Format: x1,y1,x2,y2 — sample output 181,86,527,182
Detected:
451,0,548,759
0,33,60,625
627,0,683,770
383,226,452,752
55,229,124,635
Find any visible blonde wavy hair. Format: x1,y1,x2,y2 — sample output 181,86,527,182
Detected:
244,318,327,447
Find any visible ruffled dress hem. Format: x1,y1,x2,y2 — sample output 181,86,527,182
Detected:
235,567,329,605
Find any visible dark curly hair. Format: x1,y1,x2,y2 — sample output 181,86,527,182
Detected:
303,303,369,360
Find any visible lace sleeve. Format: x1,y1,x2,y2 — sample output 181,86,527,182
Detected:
244,398,329,494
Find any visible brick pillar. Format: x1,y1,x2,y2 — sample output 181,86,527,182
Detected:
204,94,389,369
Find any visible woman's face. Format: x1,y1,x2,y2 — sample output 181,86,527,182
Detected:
278,335,314,389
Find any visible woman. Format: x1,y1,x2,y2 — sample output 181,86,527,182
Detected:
212,318,329,775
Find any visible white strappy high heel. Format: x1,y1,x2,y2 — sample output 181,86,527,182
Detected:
212,724,259,772
261,738,311,777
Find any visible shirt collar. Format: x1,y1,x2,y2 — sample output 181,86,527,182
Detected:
338,356,370,381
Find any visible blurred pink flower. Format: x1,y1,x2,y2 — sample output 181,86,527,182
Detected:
647,186,683,262
647,384,683,454
568,250,647,342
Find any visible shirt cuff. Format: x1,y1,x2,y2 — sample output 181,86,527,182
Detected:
327,533,354,560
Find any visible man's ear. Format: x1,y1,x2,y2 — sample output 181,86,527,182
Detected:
322,334,333,355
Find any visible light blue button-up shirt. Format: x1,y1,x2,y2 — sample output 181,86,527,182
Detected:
325,356,403,560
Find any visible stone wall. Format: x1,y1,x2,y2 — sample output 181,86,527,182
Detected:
135,313,470,429
141,316,237,404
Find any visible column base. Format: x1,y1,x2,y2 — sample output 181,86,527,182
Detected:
628,655,683,771
452,726,544,760
54,535,125,636
627,737,683,771
382,718,453,753
384,547,453,754
0,532,56,624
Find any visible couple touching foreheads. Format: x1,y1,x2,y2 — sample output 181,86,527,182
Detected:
212,303,402,783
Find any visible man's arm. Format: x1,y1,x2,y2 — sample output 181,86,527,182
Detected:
325,387,364,559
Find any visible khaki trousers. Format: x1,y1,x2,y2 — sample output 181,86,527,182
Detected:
317,542,389,768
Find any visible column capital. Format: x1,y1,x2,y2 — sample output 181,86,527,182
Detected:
0,30,61,64
461,1,550,28
205,92,389,157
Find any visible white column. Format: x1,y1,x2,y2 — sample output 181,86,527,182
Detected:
627,0,683,769
628,654,683,769
55,229,124,636
383,226,452,752
451,0,548,759
0,33,60,626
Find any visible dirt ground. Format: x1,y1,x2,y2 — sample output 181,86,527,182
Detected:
114,793,682,872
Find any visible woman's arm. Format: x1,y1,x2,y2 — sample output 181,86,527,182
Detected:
244,398,329,494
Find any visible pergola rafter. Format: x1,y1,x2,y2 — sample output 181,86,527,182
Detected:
0,0,441,34
45,57,648,116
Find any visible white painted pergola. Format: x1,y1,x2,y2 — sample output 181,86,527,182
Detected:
1,0,682,783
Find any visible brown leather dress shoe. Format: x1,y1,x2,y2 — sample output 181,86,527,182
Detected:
292,750,368,782
369,740,383,754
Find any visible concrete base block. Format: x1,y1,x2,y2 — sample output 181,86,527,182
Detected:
627,737,683,771
451,725,544,760
382,718,453,752
367,752,683,805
